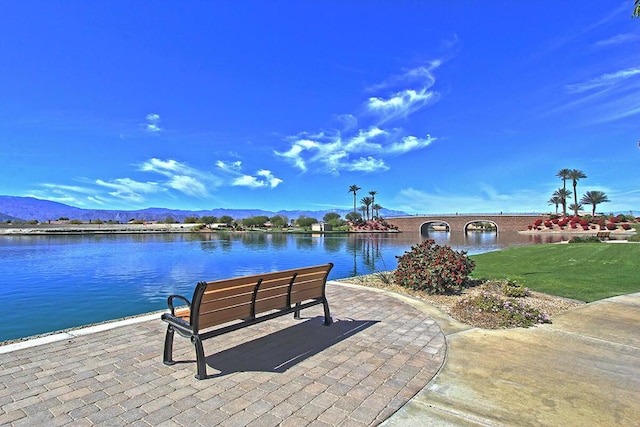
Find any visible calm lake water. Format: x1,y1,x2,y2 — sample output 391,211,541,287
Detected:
0,231,549,342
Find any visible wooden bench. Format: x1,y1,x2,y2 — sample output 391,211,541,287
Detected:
161,263,333,379
597,231,610,240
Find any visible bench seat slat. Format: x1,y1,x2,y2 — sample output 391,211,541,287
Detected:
291,287,326,304
198,304,253,329
199,292,254,312
254,295,289,313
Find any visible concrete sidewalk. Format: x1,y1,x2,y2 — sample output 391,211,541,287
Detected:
383,292,640,426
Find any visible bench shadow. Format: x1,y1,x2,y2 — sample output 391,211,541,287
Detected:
204,316,378,377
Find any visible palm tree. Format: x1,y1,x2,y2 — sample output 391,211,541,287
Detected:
360,196,373,220
553,188,572,216
556,169,571,192
580,191,610,216
348,185,361,213
359,205,368,220
568,169,587,216
547,195,561,215
569,202,583,215
368,190,378,218
372,203,382,218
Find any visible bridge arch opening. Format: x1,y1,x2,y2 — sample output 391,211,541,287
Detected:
420,221,451,235
464,220,498,234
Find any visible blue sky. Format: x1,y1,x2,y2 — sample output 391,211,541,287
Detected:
1,2,639,215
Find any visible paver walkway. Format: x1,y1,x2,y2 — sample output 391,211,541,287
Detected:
0,282,446,426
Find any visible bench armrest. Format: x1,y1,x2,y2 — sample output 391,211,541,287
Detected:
167,294,191,316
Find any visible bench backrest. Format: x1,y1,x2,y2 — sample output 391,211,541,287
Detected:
190,263,333,331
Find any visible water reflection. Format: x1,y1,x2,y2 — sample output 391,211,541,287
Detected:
0,230,578,341
419,230,560,254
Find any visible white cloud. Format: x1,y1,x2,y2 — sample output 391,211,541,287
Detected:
140,158,184,175
332,113,358,131
40,183,95,194
216,160,242,171
232,170,283,189
593,33,640,48
344,127,387,152
274,139,319,172
167,175,209,197
217,159,284,189
145,113,162,133
276,130,435,175
95,178,161,202
137,158,224,197
347,157,389,173
388,135,436,154
366,88,439,123
274,60,443,175
367,62,440,93
565,67,640,93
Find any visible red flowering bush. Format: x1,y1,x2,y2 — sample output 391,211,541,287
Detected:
394,239,475,294
606,223,617,230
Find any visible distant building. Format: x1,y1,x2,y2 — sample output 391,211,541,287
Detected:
311,222,332,232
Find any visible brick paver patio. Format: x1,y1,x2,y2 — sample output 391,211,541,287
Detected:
0,282,446,426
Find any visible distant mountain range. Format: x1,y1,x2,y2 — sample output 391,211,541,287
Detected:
0,196,410,223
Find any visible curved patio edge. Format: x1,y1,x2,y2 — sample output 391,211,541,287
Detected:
0,280,448,426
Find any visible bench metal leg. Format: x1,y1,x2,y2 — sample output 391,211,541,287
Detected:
163,325,176,365
192,335,207,380
294,302,301,320
322,298,332,325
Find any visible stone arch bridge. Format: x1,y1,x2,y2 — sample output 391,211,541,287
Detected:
386,214,548,234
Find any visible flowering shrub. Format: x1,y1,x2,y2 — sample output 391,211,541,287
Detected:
349,219,398,232
622,223,631,230
569,236,601,243
394,239,475,294
453,293,550,328
606,223,617,230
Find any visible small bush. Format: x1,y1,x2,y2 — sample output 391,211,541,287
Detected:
569,236,602,243
373,270,394,285
454,293,550,328
394,239,475,294
606,223,617,230
501,281,530,297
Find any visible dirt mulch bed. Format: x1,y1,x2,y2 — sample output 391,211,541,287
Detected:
338,275,585,329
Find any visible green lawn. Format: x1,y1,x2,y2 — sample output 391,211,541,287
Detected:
469,243,640,302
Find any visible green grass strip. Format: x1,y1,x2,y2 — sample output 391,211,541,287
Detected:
470,243,640,302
